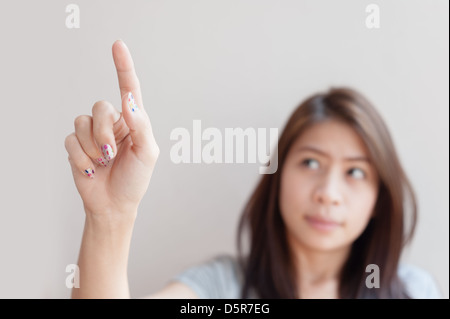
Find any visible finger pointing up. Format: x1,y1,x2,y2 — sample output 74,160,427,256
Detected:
112,40,144,110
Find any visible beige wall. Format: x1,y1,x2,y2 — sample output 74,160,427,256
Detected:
0,0,448,298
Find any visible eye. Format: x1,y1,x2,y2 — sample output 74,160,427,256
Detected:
301,158,320,170
348,168,366,179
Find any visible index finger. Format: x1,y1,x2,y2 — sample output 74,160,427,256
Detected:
112,40,144,109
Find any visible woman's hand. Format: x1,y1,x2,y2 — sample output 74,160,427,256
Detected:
64,40,159,218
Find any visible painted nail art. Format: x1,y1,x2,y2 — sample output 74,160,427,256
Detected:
97,157,107,167
127,92,138,112
84,168,95,178
102,144,114,161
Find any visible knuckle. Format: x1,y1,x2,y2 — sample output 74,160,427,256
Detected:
151,144,161,161
92,100,112,115
64,133,77,151
74,115,91,130
121,80,140,94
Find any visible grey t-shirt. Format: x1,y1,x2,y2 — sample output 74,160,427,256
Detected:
172,254,442,299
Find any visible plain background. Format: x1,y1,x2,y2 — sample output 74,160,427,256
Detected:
0,0,448,298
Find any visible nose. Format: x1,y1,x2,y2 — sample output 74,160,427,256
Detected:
313,170,343,206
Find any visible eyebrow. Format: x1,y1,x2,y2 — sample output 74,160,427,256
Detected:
296,145,371,163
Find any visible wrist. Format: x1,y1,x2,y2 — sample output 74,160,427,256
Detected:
84,201,138,222
81,212,136,268
84,210,137,233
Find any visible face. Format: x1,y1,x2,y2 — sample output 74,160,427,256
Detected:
279,119,379,253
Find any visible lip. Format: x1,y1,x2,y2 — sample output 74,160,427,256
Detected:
305,216,342,232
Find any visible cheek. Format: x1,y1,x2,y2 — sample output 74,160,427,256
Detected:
279,169,310,221
346,186,378,234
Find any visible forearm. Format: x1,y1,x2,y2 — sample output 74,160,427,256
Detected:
71,212,136,299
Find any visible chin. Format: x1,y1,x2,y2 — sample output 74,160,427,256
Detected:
295,229,347,252
303,238,344,252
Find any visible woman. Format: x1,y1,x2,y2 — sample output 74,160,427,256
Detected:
64,40,441,299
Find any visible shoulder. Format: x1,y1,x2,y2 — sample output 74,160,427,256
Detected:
398,263,442,299
172,254,243,299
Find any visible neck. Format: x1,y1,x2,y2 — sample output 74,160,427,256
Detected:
289,236,351,298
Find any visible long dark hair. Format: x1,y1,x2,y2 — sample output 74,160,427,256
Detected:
237,87,417,298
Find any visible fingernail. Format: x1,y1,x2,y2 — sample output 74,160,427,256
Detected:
118,39,127,48
84,168,95,178
102,144,114,161
127,92,138,112
97,157,107,167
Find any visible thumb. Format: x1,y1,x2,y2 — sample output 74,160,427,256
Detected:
121,91,156,154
